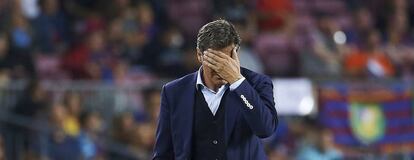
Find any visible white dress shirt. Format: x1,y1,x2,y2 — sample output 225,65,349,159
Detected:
196,67,245,115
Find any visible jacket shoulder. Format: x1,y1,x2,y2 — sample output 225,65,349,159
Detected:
241,67,272,84
163,72,197,91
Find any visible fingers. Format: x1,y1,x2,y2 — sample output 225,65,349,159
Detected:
203,50,228,72
202,59,219,71
204,51,226,64
207,49,230,59
203,48,239,75
203,52,225,74
203,54,216,65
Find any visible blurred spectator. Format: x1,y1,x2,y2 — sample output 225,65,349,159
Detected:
0,134,5,160
266,117,311,160
129,124,155,159
113,61,136,86
153,42,198,78
256,0,294,32
384,11,414,79
296,125,343,160
0,33,35,80
62,92,81,137
0,0,13,31
12,80,47,120
10,80,48,158
121,27,156,71
345,0,385,30
344,30,395,78
254,1,299,77
0,69,10,88
388,0,410,21
136,2,158,42
303,13,346,78
109,112,138,159
47,103,82,160
62,0,99,19
346,7,375,47
120,27,155,72
62,30,114,80
112,3,160,73
266,121,291,160
141,87,161,123
107,19,124,56
19,0,40,19
0,33,11,85
213,0,253,23
234,20,265,73
111,112,135,145
97,0,131,20
166,0,211,39
32,0,70,54
155,25,186,77
181,47,200,75
9,11,32,52
254,31,299,77
78,111,104,160
0,34,7,54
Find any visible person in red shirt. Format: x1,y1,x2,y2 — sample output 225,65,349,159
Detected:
256,0,294,31
62,29,116,80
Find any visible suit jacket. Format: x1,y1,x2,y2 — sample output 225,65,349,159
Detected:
153,67,278,160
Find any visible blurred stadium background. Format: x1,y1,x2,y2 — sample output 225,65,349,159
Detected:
0,0,413,159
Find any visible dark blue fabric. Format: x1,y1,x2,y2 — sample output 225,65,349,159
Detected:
153,67,278,160
32,12,70,53
191,89,227,160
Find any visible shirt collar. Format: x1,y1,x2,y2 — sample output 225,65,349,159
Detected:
196,67,206,91
196,67,227,93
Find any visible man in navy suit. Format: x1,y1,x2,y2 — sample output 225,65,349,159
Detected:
153,19,278,160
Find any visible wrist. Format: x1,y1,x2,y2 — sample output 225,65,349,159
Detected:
229,76,245,91
229,74,243,84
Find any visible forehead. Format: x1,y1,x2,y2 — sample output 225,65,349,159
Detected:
215,44,235,55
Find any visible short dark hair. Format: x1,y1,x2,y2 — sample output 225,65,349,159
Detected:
196,20,241,53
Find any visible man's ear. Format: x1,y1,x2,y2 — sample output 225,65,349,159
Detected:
196,48,203,63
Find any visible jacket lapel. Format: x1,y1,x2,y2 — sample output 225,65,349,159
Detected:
176,72,197,157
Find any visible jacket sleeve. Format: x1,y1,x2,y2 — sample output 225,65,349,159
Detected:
233,77,278,138
152,86,174,160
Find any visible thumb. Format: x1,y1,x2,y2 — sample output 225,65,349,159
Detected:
232,46,240,63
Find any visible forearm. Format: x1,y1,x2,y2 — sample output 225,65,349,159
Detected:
232,79,278,138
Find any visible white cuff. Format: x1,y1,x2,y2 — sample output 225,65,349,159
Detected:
229,77,245,91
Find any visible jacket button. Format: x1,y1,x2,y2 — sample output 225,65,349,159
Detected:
212,140,218,144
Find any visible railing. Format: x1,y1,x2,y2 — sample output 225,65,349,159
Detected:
0,80,165,160
0,111,142,160
0,80,165,118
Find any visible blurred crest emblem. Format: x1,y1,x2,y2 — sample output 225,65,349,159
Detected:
349,102,385,145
